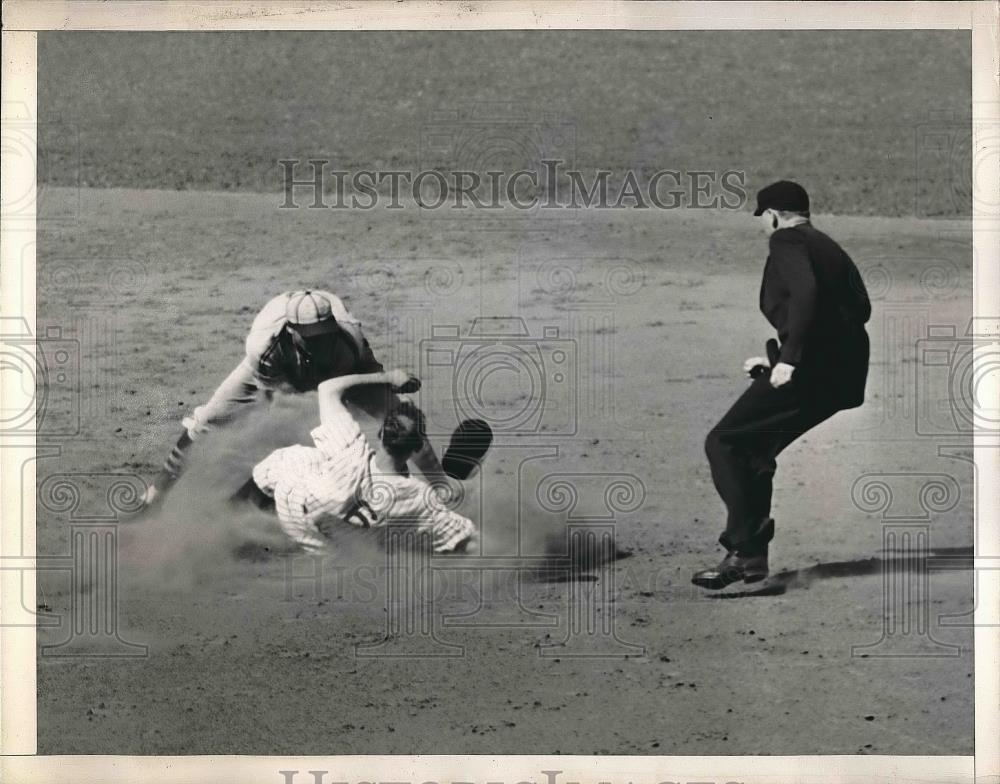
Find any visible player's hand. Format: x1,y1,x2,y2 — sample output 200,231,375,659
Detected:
770,362,795,388
743,356,770,378
396,375,421,393
387,369,420,393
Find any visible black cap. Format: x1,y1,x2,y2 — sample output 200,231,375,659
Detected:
752,180,810,216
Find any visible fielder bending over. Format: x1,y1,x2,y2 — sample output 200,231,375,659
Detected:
142,289,444,508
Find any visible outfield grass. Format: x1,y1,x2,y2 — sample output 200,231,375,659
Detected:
38,30,971,216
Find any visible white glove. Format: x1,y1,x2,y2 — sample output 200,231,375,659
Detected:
770,362,795,388
743,356,770,377
386,368,420,393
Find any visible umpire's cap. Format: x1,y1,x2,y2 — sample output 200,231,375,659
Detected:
753,180,810,216
285,290,341,337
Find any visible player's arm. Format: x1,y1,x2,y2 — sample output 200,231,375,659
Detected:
410,436,450,485
338,321,384,373
769,229,818,366
329,331,448,481
318,368,448,484
845,254,872,325
317,369,417,425
337,322,410,423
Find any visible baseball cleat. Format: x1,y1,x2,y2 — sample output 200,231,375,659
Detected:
122,482,164,520
691,549,769,590
442,418,493,480
137,482,168,515
141,484,160,507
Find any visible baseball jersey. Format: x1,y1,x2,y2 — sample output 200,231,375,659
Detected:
252,406,475,553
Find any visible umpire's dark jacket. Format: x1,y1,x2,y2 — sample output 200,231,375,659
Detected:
761,223,871,409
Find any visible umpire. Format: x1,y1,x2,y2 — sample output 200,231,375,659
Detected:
693,180,872,590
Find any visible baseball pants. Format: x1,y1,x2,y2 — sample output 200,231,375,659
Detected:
704,373,839,555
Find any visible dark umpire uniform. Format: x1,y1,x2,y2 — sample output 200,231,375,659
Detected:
693,181,871,589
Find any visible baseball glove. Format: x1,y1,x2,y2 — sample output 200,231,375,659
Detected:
442,418,493,480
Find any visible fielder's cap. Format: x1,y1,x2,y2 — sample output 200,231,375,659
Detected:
752,180,810,216
285,290,340,337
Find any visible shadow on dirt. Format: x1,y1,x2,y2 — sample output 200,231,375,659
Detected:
708,547,974,599
526,548,634,583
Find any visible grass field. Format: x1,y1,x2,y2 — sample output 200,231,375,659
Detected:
38,31,971,215
31,31,975,755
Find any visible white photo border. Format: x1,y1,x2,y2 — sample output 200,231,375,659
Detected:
2,3,996,783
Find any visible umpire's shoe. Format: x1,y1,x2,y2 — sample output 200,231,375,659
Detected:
691,549,769,590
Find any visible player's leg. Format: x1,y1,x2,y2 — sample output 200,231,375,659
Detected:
744,401,838,538
244,445,331,552
421,508,477,553
377,472,477,553
230,476,275,510
143,358,265,507
697,378,837,589
696,382,791,589
704,376,821,554
704,379,775,553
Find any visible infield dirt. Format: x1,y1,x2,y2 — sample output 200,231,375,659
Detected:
34,185,974,755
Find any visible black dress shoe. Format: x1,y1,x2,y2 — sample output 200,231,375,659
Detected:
691,550,769,590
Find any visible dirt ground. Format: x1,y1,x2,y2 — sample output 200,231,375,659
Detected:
33,186,974,755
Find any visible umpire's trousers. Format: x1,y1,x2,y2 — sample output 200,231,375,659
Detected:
704,372,840,555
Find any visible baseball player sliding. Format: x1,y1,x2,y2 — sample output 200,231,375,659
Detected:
249,369,478,554
143,289,446,508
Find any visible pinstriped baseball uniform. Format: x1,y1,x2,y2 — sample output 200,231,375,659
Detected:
252,406,475,554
